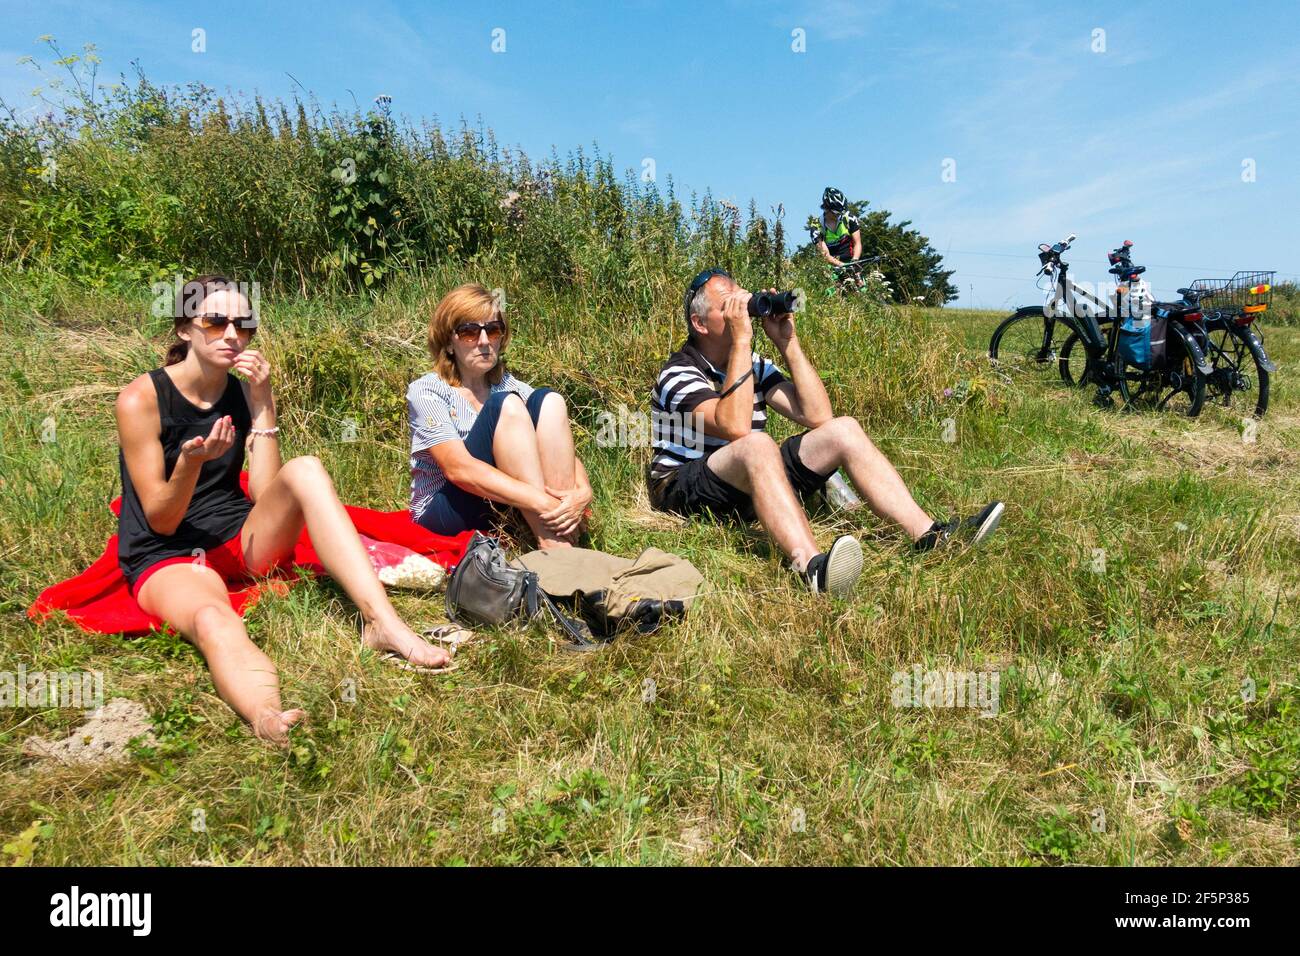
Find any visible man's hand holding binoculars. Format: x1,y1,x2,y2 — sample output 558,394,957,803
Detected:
721,285,799,354
756,288,797,352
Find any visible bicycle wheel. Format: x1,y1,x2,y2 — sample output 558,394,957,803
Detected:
989,309,1075,379
1058,331,1097,387
1154,356,1206,417
1059,331,1130,407
1206,324,1270,418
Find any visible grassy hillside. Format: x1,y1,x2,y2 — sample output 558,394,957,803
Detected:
2,277,1297,865
1,47,1296,865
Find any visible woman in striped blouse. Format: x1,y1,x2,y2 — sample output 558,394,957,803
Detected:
406,283,591,548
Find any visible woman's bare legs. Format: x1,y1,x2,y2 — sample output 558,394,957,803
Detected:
136,564,305,745
239,455,451,668
534,391,589,539
490,394,570,549
533,392,577,491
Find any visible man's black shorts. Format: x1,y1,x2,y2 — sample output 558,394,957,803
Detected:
648,432,833,521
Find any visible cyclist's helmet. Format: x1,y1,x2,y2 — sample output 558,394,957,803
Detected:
822,187,847,213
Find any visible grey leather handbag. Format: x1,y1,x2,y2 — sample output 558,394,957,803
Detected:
445,533,597,649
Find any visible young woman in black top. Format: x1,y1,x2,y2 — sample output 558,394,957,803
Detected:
117,276,452,744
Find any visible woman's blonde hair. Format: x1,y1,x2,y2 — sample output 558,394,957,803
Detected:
428,283,510,387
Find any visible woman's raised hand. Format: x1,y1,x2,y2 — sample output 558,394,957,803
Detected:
232,349,272,398
180,415,237,462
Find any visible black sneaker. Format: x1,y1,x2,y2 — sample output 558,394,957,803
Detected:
803,535,864,597
914,501,1004,552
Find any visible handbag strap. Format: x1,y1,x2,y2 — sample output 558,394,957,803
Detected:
536,589,601,651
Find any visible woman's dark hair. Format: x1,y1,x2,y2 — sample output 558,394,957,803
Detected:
164,274,248,366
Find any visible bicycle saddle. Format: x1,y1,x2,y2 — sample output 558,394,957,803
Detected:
1176,287,1211,301
1154,298,1206,316
1109,264,1145,278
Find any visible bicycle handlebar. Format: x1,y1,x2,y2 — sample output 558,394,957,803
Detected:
1036,233,1076,275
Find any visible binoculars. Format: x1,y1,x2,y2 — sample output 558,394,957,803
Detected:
747,290,801,318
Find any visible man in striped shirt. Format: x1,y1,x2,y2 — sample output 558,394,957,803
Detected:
648,268,1003,596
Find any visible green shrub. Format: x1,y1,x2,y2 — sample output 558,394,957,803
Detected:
1,38,806,306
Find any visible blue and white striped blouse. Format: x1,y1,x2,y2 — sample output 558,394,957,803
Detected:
406,370,535,520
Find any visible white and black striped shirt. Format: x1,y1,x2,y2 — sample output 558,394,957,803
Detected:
406,370,534,520
649,340,786,479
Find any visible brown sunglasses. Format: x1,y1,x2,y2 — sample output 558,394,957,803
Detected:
194,312,257,336
453,319,505,345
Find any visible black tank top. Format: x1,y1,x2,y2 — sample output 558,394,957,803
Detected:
118,368,253,585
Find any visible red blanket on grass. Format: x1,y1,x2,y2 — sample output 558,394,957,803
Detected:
26,472,472,636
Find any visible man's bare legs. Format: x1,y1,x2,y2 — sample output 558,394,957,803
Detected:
702,432,821,571
795,417,934,541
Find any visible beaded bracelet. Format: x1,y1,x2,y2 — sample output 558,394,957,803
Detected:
249,427,280,438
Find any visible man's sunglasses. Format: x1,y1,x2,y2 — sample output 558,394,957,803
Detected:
194,312,257,335
453,319,506,345
684,267,731,322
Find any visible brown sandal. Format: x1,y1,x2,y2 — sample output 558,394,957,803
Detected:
421,623,476,649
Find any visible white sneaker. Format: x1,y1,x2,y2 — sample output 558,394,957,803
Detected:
803,535,864,597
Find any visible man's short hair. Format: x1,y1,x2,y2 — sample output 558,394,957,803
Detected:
684,268,730,339
687,281,713,336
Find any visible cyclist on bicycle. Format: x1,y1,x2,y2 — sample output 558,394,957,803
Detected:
815,187,863,266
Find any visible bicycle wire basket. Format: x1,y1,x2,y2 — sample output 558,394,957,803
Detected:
1190,271,1276,317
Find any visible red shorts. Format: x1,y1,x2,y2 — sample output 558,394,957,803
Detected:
130,530,255,599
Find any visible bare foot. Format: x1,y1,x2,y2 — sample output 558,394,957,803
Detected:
253,708,306,747
362,620,452,669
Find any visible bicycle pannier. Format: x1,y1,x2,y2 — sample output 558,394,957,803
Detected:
1118,315,1167,369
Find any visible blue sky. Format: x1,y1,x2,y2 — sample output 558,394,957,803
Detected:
2,0,1297,306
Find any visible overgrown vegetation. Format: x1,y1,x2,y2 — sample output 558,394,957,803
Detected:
0,39,957,308
1269,281,1300,326
1,40,1297,866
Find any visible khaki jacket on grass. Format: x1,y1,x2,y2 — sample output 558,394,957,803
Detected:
513,547,703,637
